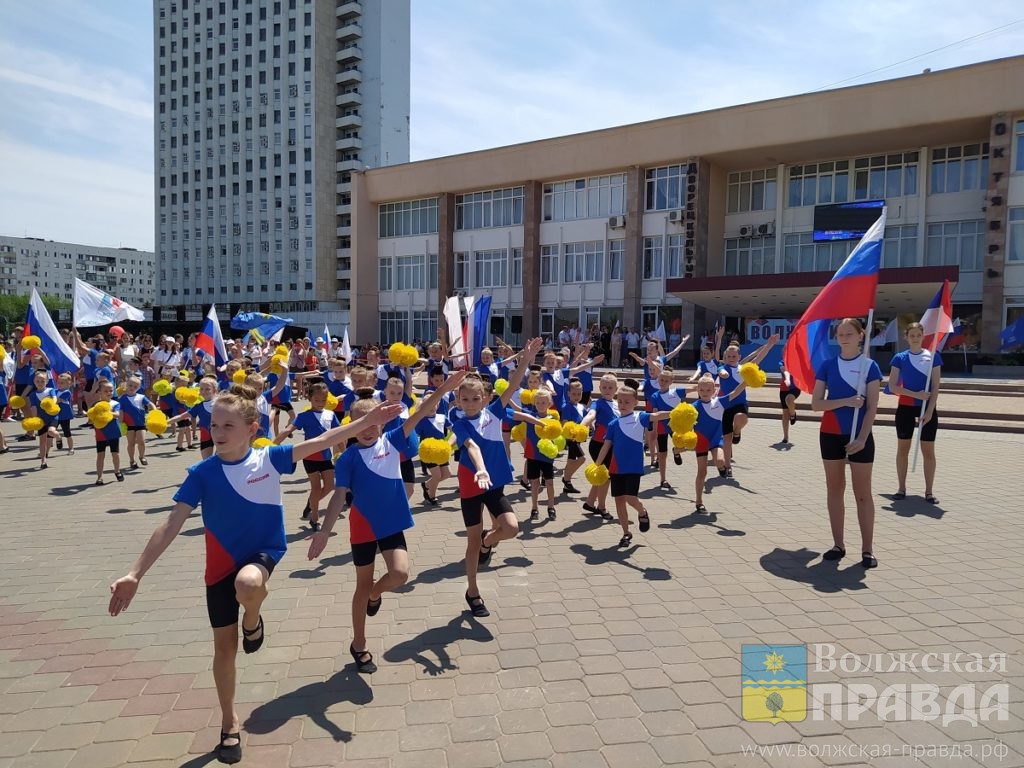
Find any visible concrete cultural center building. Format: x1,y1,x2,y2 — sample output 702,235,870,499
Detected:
350,55,1024,354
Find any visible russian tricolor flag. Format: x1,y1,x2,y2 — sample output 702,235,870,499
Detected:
920,280,954,353
784,208,886,391
24,288,80,374
195,305,229,367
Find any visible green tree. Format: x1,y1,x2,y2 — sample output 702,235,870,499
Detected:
765,692,784,718
0,294,72,336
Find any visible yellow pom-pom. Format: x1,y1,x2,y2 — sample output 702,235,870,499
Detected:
553,435,566,453
21,335,41,350
325,393,339,412
493,379,509,395
538,438,558,459
519,389,535,406
418,437,452,465
388,342,418,368
510,422,526,442
341,415,351,425
9,395,26,410
739,362,767,389
275,344,288,356
561,421,577,440
252,437,274,448
538,418,561,440
153,380,172,396
22,416,44,433
682,430,698,450
573,423,591,442
90,411,114,429
39,397,60,416
175,386,200,407
232,369,248,384
93,401,112,413
669,402,698,434
0,345,6,360
145,410,168,435
116,385,126,396
584,463,610,486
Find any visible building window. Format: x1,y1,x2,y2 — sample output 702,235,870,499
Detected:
454,252,469,290
539,308,555,336
724,237,776,275
511,248,523,286
412,310,437,343
1009,208,1024,262
428,253,438,289
853,152,918,200
455,187,524,229
787,161,850,207
562,241,603,283
931,143,989,194
379,311,407,345
378,197,439,237
540,245,559,285
883,224,919,268
608,240,624,281
727,169,777,213
474,249,508,288
645,164,686,211
783,233,855,272
925,220,984,272
395,254,425,290
665,234,687,277
642,236,663,279
1015,120,1024,173
543,174,625,221
378,256,392,291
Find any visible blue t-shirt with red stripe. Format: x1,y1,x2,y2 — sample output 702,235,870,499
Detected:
190,401,214,441
173,445,295,585
693,397,725,452
717,365,747,406
816,355,882,435
650,387,687,435
292,408,340,462
605,411,652,475
118,393,154,428
588,397,620,442
451,399,513,498
334,428,414,544
889,350,941,407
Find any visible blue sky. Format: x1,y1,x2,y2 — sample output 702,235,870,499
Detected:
1,0,1022,252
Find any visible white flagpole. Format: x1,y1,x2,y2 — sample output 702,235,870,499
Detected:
910,337,939,473
849,308,875,443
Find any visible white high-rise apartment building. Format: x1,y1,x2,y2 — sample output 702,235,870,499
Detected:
153,0,409,327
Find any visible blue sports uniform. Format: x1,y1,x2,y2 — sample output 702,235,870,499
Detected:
266,373,292,406
451,399,513,498
291,408,340,462
889,350,942,407
94,400,123,443
56,388,74,422
717,365,747,406
816,356,882,436
415,411,450,442
650,387,687,435
641,356,666,411
542,367,570,408
30,387,58,426
693,397,726,453
190,401,215,443
334,428,415,544
696,358,721,377
588,397,620,443
605,412,653,474
118,393,154,429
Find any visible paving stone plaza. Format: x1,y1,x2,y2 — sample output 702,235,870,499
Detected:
0,415,1022,767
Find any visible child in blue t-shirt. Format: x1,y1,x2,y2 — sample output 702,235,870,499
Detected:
415,395,453,506
278,382,340,532
308,371,465,675
559,378,588,494
595,381,671,547
118,376,156,468
91,380,124,484
29,370,60,468
524,387,560,522
55,373,75,456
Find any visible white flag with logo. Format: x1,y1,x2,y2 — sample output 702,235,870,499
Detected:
73,278,145,326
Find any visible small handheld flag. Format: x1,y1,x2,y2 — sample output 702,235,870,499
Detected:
195,305,229,367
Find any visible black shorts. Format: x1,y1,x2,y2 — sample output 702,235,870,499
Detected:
400,458,415,484
272,402,294,413
460,486,512,528
85,378,95,392
779,388,801,406
96,439,120,454
422,460,449,470
526,458,554,481
351,530,408,568
895,405,939,442
656,432,669,453
302,457,333,474
200,438,214,450
610,473,641,498
819,432,875,464
588,439,612,467
206,552,276,628
567,440,583,460
57,420,72,438
723,403,749,435
580,391,592,406
176,417,192,427
126,425,146,432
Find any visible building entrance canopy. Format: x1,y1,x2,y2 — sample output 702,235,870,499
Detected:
667,266,959,318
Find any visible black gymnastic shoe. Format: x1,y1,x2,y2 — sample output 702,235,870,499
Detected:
216,731,242,764
465,591,490,618
350,643,377,674
241,616,265,654
366,596,382,617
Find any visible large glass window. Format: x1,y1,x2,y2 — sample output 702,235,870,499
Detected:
645,164,688,211
511,248,523,286
412,310,437,343
379,311,407,344
395,254,425,290
787,161,850,207
727,168,778,213
540,245,559,285
883,224,919,268
563,241,603,283
474,249,508,288
642,236,663,279
782,233,854,272
543,174,625,221
378,256,391,290
724,237,776,275
378,197,439,237
853,152,918,200
665,234,686,277
608,240,624,281
931,143,989,194
428,253,438,289
1006,208,1024,262
454,252,469,289
925,220,984,272
455,187,524,229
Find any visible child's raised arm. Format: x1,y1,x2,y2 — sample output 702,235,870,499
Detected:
291,402,402,462
403,370,465,437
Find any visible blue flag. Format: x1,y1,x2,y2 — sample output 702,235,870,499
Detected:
230,311,294,331
471,295,492,367
1000,316,1024,351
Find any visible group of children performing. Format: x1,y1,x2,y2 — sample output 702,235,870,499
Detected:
93,319,945,764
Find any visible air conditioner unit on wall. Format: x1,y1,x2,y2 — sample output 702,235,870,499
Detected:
608,215,626,229
668,210,684,224
739,225,755,237
757,222,776,236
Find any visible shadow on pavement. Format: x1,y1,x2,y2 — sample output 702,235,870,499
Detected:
177,752,219,768
244,667,372,742
770,441,795,451
569,543,671,581
397,556,532,593
48,482,97,496
521,514,604,541
881,494,946,519
759,547,868,593
658,509,746,537
383,614,493,676
290,551,353,579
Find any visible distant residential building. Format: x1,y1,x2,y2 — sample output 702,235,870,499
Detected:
154,0,410,328
0,235,155,307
